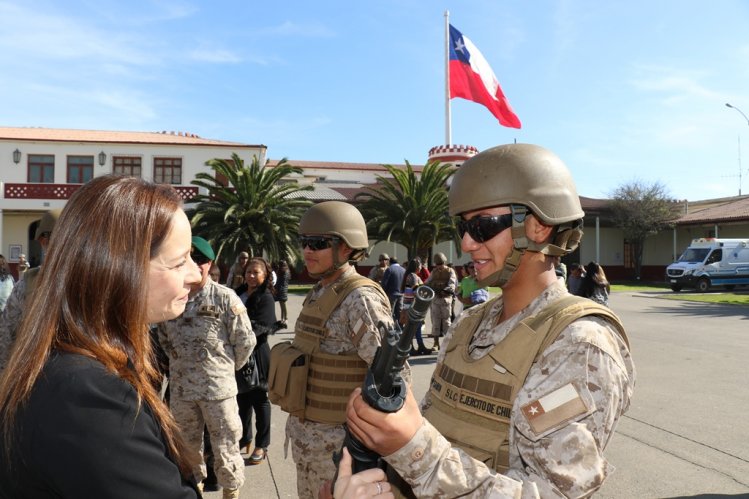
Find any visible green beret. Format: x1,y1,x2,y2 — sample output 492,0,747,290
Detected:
191,236,215,261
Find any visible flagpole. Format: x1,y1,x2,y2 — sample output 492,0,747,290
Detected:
444,10,452,146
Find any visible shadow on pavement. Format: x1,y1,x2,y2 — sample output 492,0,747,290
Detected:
632,297,749,321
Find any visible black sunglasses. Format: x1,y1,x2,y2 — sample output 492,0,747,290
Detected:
457,214,514,243
299,236,336,251
191,252,211,265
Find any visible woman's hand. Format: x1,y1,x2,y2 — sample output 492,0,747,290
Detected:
328,448,393,499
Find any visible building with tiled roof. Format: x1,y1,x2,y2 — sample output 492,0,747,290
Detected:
0,126,266,268
0,126,256,147
675,195,749,225
4,125,749,281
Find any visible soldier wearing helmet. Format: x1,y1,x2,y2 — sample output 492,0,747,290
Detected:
367,253,389,284
345,144,635,498
269,201,406,499
0,209,62,373
424,252,457,351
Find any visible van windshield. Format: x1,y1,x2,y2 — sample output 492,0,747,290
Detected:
678,248,710,263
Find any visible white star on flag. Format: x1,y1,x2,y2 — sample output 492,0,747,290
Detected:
454,39,466,55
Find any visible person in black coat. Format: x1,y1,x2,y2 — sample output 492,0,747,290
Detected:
0,176,202,498
234,257,276,464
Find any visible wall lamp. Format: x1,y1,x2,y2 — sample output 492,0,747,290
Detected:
98,151,107,166
12,148,21,164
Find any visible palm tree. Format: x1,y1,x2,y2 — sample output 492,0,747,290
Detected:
187,153,313,267
356,160,457,262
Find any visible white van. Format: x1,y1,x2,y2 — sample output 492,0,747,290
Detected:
666,238,749,292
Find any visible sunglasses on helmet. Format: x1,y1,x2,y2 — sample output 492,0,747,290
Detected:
299,236,336,251
457,213,514,243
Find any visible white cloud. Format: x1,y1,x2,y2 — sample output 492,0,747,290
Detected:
0,2,161,65
631,72,720,102
189,48,242,64
256,20,335,38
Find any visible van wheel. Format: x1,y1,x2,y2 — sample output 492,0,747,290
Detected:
697,278,710,292
670,285,682,292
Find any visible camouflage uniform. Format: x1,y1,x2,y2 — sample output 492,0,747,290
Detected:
157,279,256,490
0,276,30,372
367,265,387,284
285,266,408,499
385,279,635,498
425,266,457,338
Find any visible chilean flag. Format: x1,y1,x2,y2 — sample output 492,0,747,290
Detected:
449,24,521,129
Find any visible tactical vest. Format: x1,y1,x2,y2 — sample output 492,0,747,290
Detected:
292,272,388,424
428,266,451,290
423,295,628,473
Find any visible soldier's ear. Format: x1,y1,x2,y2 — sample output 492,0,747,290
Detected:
525,214,554,244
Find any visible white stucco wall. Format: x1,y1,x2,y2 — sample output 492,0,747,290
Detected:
0,140,264,253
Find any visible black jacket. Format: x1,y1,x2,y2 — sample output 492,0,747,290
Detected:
0,352,198,499
234,285,276,393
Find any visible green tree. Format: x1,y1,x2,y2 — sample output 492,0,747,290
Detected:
187,153,313,267
356,160,457,262
609,180,680,279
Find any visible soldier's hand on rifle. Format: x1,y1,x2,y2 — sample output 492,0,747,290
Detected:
345,386,422,457
330,448,393,499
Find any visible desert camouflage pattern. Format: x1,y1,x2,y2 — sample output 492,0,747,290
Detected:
159,279,254,491
386,279,635,498
367,265,387,284
171,396,244,490
286,266,407,499
157,279,256,401
288,420,347,499
425,266,457,338
0,278,28,372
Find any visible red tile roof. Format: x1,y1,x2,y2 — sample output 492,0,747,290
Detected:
0,126,264,148
676,196,749,224
270,159,424,172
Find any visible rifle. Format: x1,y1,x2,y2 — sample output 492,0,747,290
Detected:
334,285,435,476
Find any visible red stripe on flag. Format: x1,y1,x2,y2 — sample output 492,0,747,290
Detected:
449,60,521,129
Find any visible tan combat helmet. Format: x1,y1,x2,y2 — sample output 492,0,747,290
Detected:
449,143,584,287
433,252,447,265
35,209,63,241
299,201,369,277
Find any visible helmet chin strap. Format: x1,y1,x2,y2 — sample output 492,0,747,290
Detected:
477,209,583,288
476,205,529,288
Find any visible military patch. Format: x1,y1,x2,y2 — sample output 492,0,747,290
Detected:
349,317,370,346
231,303,246,315
521,383,589,435
353,318,366,338
197,305,219,318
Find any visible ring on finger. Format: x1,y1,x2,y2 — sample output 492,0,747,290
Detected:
376,482,382,495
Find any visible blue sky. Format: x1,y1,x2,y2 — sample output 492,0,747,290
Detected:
2,0,749,201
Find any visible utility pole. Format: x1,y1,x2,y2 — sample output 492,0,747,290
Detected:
725,103,749,195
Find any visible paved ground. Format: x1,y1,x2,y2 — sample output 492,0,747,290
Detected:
205,291,749,498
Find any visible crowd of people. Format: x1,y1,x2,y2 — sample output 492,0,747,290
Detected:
0,142,634,499
565,261,612,306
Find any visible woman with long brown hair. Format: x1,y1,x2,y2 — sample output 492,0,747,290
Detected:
0,175,203,498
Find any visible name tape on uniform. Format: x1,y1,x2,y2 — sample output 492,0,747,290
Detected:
430,377,512,422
